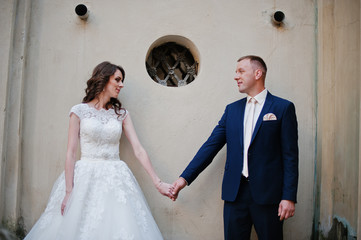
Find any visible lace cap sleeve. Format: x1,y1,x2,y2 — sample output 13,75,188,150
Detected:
69,104,83,119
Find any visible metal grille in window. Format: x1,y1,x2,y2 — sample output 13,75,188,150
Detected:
146,42,198,87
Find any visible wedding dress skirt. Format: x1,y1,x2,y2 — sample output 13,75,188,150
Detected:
25,104,163,240
25,159,163,240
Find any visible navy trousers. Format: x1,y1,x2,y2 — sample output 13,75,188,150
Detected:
223,178,283,240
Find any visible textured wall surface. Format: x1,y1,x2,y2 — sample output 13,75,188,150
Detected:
316,0,360,239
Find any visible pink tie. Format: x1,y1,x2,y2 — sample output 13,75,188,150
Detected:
242,98,257,178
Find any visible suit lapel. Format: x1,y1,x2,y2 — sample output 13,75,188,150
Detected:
238,98,247,146
251,92,274,143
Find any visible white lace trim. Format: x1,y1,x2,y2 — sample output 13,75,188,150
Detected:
70,103,127,123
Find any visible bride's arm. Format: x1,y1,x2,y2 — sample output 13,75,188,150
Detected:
61,113,80,215
122,113,174,199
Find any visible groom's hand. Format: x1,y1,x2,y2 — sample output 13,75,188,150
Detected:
171,177,187,201
278,200,295,220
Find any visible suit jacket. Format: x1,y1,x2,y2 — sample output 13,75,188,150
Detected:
180,92,298,204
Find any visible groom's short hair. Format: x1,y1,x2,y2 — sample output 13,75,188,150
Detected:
237,55,267,78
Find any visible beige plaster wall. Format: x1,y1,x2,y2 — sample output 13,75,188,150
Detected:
0,0,16,220
1,0,317,239
317,0,360,238
1,0,32,224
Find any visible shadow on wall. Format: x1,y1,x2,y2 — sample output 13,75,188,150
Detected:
319,218,356,240
0,226,18,240
1,217,27,240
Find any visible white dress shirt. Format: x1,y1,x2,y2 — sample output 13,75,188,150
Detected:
242,88,268,177
243,88,268,133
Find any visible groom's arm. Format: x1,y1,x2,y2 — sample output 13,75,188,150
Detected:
280,102,299,203
172,108,228,199
278,101,299,220
180,106,228,185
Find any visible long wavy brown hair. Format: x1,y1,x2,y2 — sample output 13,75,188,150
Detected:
82,61,125,117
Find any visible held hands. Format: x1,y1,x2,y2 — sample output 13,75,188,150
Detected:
170,177,187,201
278,200,295,220
156,181,176,201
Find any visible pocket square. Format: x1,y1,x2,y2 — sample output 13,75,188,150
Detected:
263,113,277,121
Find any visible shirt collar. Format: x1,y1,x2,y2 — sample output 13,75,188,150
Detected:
247,88,268,104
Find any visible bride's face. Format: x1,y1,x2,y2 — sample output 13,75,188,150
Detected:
104,69,124,98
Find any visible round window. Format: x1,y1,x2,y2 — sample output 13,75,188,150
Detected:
146,36,200,87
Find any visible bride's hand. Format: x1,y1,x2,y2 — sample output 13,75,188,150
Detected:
61,192,71,215
156,182,175,200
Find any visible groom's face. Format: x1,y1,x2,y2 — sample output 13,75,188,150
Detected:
234,59,257,95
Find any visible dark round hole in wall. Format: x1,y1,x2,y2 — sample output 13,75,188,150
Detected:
274,11,285,23
145,36,200,87
75,4,87,16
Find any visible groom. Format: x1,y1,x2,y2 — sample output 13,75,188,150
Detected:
172,55,298,239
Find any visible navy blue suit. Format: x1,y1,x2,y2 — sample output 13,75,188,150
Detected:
180,92,298,239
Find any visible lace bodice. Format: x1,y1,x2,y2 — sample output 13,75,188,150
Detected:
70,104,127,161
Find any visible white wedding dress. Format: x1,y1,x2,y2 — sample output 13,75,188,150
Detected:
24,103,163,240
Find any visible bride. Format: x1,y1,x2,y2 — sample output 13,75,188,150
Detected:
24,61,174,240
